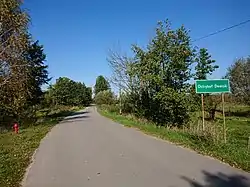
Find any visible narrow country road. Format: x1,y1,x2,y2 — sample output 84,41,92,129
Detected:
22,107,250,187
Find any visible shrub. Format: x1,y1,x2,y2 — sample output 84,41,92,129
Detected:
154,88,192,127
94,90,116,105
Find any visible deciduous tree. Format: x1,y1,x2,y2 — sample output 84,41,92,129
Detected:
226,57,250,105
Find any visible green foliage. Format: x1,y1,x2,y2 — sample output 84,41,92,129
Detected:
132,20,194,91
226,57,250,105
107,20,220,127
44,77,92,107
195,48,218,80
154,88,193,126
0,0,31,127
94,75,110,95
94,90,116,105
85,87,93,106
99,104,120,113
204,95,221,120
0,2,54,129
0,39,50,128
26,40,51,105
119,20,195,126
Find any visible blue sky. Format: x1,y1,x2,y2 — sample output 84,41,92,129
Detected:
24,0,250,89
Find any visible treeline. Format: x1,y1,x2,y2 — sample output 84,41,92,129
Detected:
44,77,92,107
0,0,91,129
101,19,250,127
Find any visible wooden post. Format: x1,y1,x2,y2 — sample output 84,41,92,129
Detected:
119,86,122,115
201,94,205,131
222,93,226,143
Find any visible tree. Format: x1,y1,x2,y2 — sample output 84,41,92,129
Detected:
85,87,93,105
0,0,30,86
107,48,136,92
130,20,195,125
94,90,115,105
94,75,110,95
45,77,91,107
194,48,219,120
0,0,31,126
226,57,250,105
195,48,218,80
26,40,51,105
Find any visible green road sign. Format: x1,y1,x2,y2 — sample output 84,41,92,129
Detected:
195,79,230,94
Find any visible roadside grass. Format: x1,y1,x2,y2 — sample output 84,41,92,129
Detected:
98,108,250,172
0,106,83,187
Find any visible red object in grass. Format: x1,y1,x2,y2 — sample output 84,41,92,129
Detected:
13,123,19,134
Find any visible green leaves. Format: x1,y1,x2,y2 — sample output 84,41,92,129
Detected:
226,57,250,105
94,90,116,106
195,48,218,80
94,75,110,95
126,20,195,125
133,20,194,92
26,40,51,105
0,1,40,127
153,88,192,126
44,77,92,107
107,20,221,126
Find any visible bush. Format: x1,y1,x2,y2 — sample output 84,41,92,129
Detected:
154,88,192,127
94,90,116,105
99,104,120,113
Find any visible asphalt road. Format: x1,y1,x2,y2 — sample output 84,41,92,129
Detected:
22,107,250,187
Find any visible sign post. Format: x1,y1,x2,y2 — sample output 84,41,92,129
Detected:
222,93,226,143
201,94,205,131
195,79,230,142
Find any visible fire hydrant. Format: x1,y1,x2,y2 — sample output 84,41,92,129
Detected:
13,123,19,134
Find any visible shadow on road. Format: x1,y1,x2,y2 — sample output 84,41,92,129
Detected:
68,111,89,116
63,115,89,121
181,170,250,187
60,111,90,123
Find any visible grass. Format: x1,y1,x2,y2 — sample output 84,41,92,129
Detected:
98,108,250,172
0,106,83,187
0,125,52,187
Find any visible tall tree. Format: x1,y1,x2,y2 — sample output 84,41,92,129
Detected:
94,75,110,95
194,48,219,120
0,0,31,125
132,20,195,92
226,57,250,105
130,20,195,125
195,48,218,80
0,0,30,86
26,40,51,105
